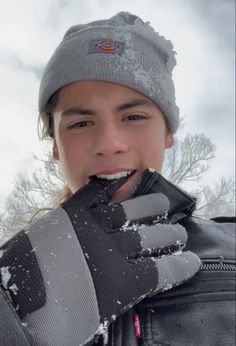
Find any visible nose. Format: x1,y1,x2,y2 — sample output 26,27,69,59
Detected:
92,122,128,156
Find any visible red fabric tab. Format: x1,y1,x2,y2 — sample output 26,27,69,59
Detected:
133,313,142,338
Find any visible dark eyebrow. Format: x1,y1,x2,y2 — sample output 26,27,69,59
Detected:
61,107,96,117
61,98,156,117
115,99,156,112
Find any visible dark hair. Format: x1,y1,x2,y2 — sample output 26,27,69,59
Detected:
37,88,73,206
37,89,61,139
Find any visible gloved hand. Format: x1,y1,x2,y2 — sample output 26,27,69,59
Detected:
0,171,201,346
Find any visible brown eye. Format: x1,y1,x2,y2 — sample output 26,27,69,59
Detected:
126,115,148,121
68,121,93,129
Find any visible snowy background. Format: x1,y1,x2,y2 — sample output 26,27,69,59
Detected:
0,0,235,211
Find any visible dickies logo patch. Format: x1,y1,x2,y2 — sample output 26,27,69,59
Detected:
89,39,124,55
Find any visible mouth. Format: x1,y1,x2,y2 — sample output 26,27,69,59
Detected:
93,170,135,180
88,170,138,202
89,169,136,181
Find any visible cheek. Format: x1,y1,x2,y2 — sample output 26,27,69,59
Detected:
139,123,166,149
56,136,90,192
135,127,166,169
57,135,86,169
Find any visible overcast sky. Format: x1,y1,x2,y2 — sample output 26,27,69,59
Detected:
0,0,235,211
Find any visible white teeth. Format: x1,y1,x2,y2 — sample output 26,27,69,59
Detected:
96,171,134,180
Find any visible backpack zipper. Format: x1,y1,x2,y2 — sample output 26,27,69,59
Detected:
200,261,236,271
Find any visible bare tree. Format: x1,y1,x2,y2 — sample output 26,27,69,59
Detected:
163,134,215,185
0,133,235,244
162,133,235,219
0,154,64,244
193,178,235,219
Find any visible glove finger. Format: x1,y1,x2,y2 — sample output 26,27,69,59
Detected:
138,223,187,252
122,193,169,222
128,251,201,302
92,193,170,230
132,168,159,197
66,176,130,207
113,223,187,260
153,251,201,293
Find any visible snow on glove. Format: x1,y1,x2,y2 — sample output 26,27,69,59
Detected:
0,173,201,346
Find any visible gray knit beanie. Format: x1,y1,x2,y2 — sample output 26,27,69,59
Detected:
39,12,180,133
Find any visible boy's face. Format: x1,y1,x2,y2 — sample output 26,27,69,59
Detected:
52,81,173,202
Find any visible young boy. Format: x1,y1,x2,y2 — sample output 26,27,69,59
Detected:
0,12,235,346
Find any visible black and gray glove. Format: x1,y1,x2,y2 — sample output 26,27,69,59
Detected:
0,171,201,346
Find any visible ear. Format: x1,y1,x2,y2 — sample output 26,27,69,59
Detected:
52,139,60,161
165,131,174,149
